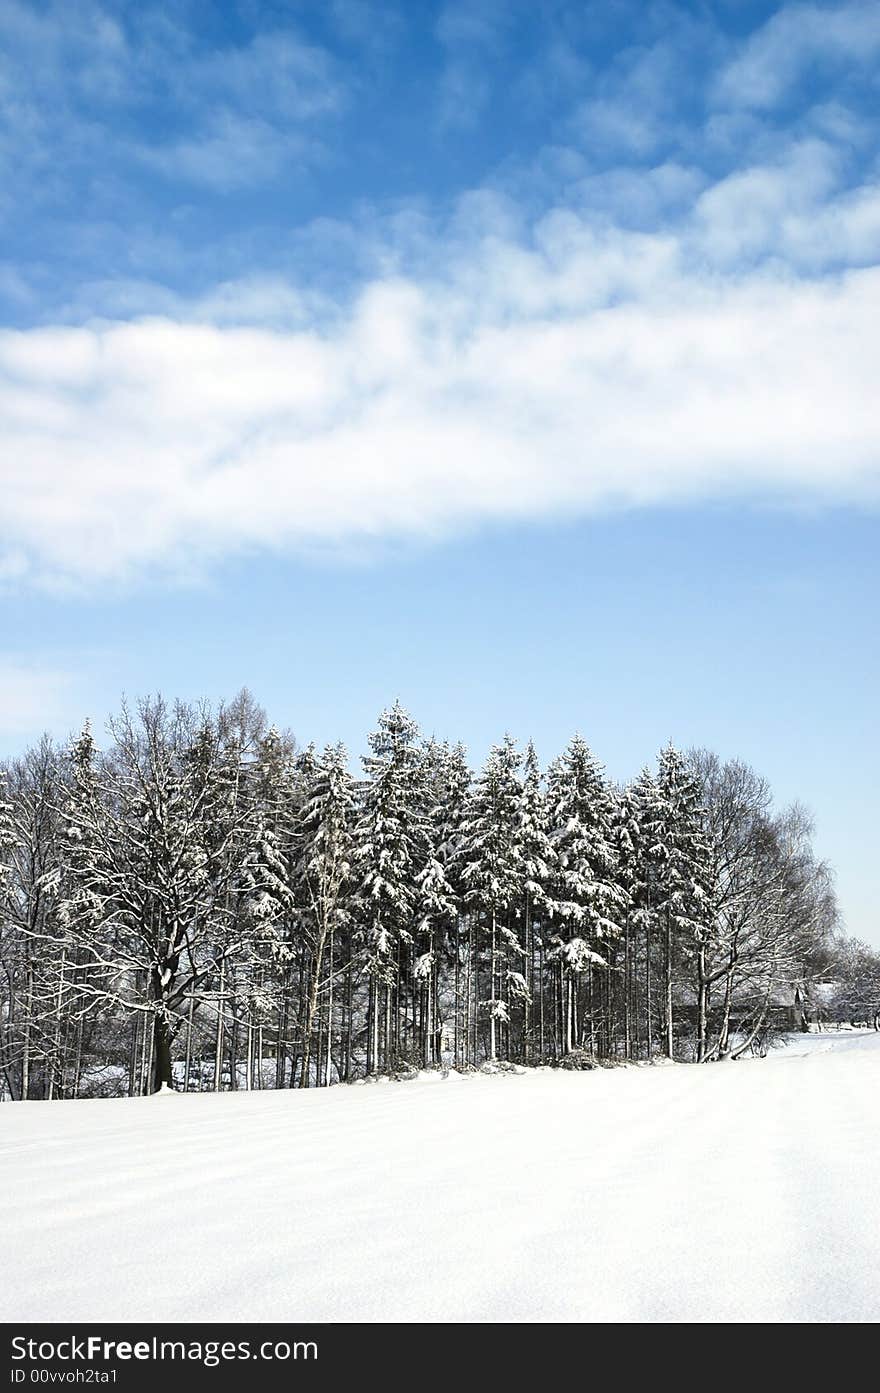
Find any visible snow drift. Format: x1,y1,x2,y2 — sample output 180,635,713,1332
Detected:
1,1030,878,1323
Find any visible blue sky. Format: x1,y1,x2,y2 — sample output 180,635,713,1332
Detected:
0,1,878,944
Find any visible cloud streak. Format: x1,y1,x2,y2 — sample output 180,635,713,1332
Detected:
1,4,879,590
0,2,343,205
716,1,880,110
2,168,879,588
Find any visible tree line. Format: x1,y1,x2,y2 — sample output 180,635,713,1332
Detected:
1,690,874,1101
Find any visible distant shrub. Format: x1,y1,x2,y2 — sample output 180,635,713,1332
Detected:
556,1050,600,1071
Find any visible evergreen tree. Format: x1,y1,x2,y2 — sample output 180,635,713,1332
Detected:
0,696,840,1094
429,740,471,1066
517,741,555,1061
652,743,712,1059
355,703,427,1073
250,726,300,1089
627,765,664,1060
297,742,356,1086
459,737,524,1062
233,727,298,1090
608,781,640,1061
413,740,460,1066
545,736,624,1055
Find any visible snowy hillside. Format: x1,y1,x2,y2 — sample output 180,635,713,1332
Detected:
3,1031,879,1324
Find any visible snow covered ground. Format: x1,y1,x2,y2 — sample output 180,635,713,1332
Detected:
2,1031,879,1323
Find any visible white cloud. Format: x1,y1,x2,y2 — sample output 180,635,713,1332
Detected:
716,2,880,110
137,112,315,192
1,167,879,590
436,0,507,49
573,162,706,226
180,31,342,124
691,140,880,273
573,99,660,159
434,59,491,133
137,29,343,187
434,0,510,131
0,4,343,201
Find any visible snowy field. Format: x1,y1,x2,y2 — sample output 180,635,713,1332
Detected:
2,1031,879,1324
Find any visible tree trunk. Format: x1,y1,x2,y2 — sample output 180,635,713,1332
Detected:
469,913,476,1067
623,916,631,1061
664,907,674,1059
229,978,239,1090
645,918,653,1062
72,1016,84,1099
730,989,772,1060
214,957,226,1091
696,944,709,1062
138,1006,150,1094
48,949,66,1101
324,928,334,1087
22,955,33,1100
184,994,194,1092
539,939,545,1062
344,962,352,1081
718,948,737,1057
489,910,497,1060
152,1011,173,1092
